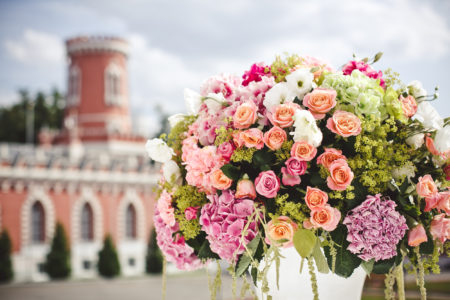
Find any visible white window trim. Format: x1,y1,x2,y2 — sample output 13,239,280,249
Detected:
67,65,81,107
72,187,103,244
117,189,146,242
104,63,123,106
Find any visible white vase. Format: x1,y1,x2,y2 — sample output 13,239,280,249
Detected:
255,247,367,300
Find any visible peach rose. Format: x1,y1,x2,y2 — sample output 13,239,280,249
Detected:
210,169,232,190
268,103,300,128
232,131,244,148
240,128,264,149
408,224,428,247
430,214,450,244
316,148,346,169
265,216,298,248
310,205,341,231
305,186,328,210
291,141,317,161
326,110,361,137
233,101,258,129
302,88,337,119
235,178,256,199
264,126,287,150
327,159,354,191
424,193,440,212
400,95,417,118
416,174,438,198
425,136,440,156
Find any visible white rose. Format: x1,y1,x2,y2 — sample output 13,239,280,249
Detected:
285,68,314,99
406,133,424,150
290,109,323,147
263,82,295,111
145,138,175,163
204,93,226,115
184,88,202,115
434,125,450,154
407,80,427,99
168,113,186,128
162,160,181,184
414,101,443,130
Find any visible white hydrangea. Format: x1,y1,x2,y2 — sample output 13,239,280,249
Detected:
434,125,450,154
407,80,427,99
184,88,202,115
391,162,415,180
405,133,424,150
290,109,323,147
263,82,295,111
285,68,314,99
414,101,443,130
145,138,175,163
162,160,181,184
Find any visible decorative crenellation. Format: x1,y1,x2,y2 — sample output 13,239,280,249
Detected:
66,36,129,56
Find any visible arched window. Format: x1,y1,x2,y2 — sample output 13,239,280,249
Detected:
67,65,80,106
31,202,45,243
81,203,94,241
125,204,137,239
104,63,122,106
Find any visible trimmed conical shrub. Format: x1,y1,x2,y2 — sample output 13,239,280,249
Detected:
146,227,163,274
45,222,71,279
97,235,120,278
0,230,13,282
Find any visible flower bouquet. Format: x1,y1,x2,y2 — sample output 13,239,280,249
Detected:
146,53,450,300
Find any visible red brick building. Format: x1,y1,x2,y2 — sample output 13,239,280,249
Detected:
0,36,157,281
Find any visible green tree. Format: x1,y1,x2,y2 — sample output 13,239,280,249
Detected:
146,227,163,274
97,235,120,278
45,223,71,279
0,230,14,282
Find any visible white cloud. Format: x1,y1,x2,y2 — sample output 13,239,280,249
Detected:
4,29,64,65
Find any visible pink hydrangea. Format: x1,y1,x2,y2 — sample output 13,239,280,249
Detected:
199,190,258,262
157,190,175,227
242,63,271,86
342,60,386,88
154,208,203,270
343,194,407,262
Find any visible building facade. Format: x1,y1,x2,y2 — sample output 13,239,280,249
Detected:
0,36,158,282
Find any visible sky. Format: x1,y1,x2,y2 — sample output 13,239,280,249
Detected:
0,0,449,136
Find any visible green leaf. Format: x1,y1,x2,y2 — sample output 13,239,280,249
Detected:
235,234,261,277
197,240,220,260
251,266,258,286
293,229,317,258
361,259,374,276
312,239,329,274
220,164,240,181
252,150,274,169
323,225,361,278
373,52,383,63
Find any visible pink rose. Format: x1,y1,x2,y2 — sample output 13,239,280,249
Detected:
265,216,298,248
305,186,328,210
290,141,317,161
281,167,301,186
285,157,307,176
316,148,346,169
310,205,341,231
302,88,337,120
235,178,257,200
400,95,417,118
327,159,354,191
255,170,280,198
424,194,440,212
263,126,287,150
430,214,450,244
240,128,264,149
416,174,438,198
436,191,450,215
268,103,300,128
232,131,245,148
210,169,232,190
326,110,362,137
185,206,199,220
408,224,428,247
217,142,235,161
233,101,258,129
425,136,440,156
